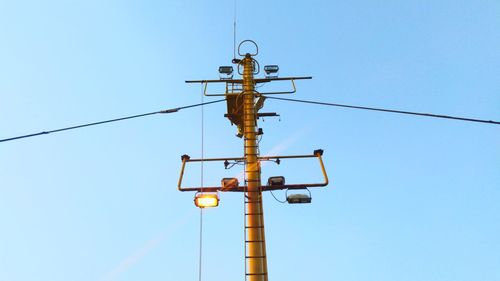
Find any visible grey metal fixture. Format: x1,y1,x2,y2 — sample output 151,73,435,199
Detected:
267,176,285,186
219,66,234,79
264,65,279,78
286,188,312,204
221,177,239,189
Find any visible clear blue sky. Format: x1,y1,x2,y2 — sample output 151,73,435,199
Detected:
1,1,499,281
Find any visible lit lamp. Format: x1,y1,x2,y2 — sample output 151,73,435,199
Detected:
194,193,219,208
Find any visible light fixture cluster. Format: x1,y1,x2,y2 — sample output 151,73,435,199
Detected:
193,176,312,208
218,64,279,79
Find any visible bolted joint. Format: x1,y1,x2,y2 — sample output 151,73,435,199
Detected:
160,108,180,114
313,149,324,156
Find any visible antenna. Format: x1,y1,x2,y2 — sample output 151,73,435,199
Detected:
233,0,237,60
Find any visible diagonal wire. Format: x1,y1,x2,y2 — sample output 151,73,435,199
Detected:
0,99,225,143
266,96,500,125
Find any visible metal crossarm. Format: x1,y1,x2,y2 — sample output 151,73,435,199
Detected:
177,150,329,192
185,76,312,84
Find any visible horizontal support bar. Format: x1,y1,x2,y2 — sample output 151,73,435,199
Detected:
224,112,279,119
184,156,245,162
177,149,329,192
257,112,279,117
177,183,328,193
185,76,312,84
182,153,319,163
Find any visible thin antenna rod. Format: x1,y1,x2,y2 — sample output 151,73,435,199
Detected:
233,0,237,60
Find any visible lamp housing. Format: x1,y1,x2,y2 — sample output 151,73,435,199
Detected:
194,193,219,208
219,66,234,79
267,176,285,186
221,178,239,190
264,65,279,77
286,194,312,204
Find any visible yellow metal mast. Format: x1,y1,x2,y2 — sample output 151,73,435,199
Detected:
180,41,330,281
241,54,268,281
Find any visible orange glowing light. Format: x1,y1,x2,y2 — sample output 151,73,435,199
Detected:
194,193,219,208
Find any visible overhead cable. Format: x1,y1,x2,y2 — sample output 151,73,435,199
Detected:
266,96,500,125
0,99,225,143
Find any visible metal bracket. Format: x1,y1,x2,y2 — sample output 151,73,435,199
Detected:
238,40,259,57
177,150,330,192
257,79,297,95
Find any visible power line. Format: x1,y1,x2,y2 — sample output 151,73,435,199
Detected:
0,99,225,143
266,96,500,125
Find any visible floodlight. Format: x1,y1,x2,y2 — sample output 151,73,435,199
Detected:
221,178,239,190
194,193,219,208
286,188,312,204
286,194,311,204
219,66,234,79
264,65,279,77
267,176,285,186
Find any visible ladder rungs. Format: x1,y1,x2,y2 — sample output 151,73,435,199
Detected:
245,225,264,228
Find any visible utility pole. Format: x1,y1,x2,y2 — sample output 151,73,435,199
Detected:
241,53,268,280
179,40,330,281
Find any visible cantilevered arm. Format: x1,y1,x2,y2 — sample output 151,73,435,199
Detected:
258,149,330,191
185,76,312,84
177,149,330,192
186,76,311,97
